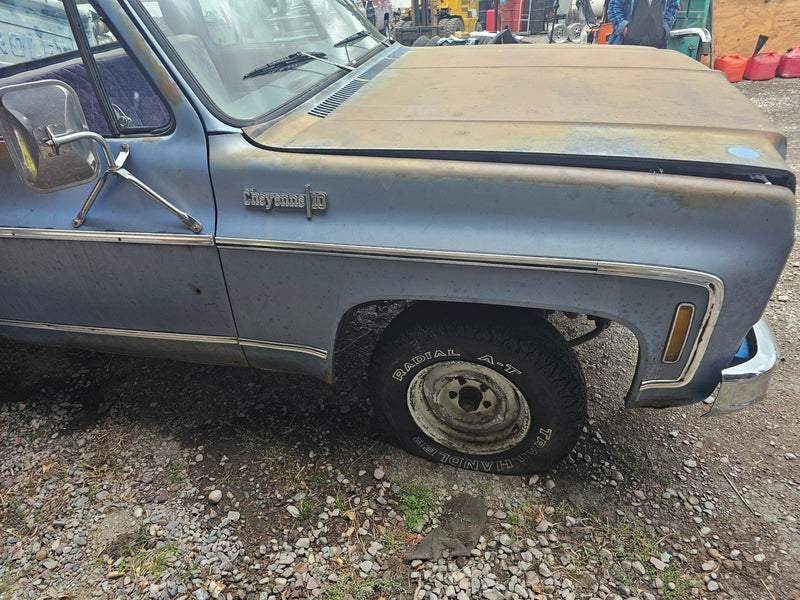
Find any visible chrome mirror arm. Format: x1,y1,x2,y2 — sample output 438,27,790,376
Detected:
45,129,203,233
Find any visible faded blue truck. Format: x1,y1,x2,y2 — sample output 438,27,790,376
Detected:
0,0,794,474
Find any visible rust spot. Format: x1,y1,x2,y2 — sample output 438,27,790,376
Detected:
0,143,16,173
193,287,202,295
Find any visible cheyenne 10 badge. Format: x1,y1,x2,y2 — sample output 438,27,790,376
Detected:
243,185,327,219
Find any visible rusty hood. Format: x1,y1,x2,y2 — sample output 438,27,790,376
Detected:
245,44,790,179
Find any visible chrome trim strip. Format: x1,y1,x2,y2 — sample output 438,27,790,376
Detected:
0,319,238,344
0,320,327,360
0,227,214,246
240,339,329,360
216,237,724,391
217,237,598,271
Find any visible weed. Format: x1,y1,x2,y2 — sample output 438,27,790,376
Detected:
292,498,319,523
27,425,50,442
376,529,406,554
321,570,402,600
334,495,350,514
396,481,436,531
659,568,703,600
0,569,13,597
240,428,289,464
118,532,177,578
535,500,699,598
163,460,186,485
147,542,177,576
309,472,327,487
617,445,670,486
216,472,235,490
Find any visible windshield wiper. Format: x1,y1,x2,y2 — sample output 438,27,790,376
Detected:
334,29,371,47
243,52,353,80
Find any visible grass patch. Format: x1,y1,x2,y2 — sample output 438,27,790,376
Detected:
334,495,350,514
396,482,436,531
617,445,671,486
239,428,290,464
292,498,319,523
163,460,187,485
321,571,403,600
376,529,406,554
27,425,51,442
551,503,700,599
118,531,177,578
309,472,327,487
0,569,15,598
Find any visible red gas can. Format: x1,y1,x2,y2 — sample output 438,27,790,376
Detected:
499,0,524,32
714,55,747,83
777,47,800,78
743,52,780,81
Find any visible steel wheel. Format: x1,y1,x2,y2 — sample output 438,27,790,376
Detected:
407,361,531,454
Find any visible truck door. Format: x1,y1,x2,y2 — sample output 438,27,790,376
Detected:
0,0,244,366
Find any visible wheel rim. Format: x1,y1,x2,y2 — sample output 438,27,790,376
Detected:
407,361,531,455
551,23,568,43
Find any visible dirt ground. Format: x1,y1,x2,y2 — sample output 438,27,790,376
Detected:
0,78,798,600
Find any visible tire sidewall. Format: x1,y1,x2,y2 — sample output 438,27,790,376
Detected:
372,329,580,474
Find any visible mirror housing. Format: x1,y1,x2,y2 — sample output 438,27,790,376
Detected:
0,80,100,192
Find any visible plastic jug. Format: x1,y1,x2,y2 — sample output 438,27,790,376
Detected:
714,55,747,83
777,47,800,78
743,52,780,81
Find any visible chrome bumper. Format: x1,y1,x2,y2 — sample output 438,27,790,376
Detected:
707,318,779,416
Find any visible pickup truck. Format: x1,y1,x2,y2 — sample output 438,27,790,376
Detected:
0,0,794,474
352,0,392,35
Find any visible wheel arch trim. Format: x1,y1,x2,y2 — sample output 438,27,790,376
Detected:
217,237,724,393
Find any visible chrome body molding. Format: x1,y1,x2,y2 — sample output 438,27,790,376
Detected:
0,319,327,360
240,339,329,360
216,237,724,392
0,319,239,344
0,227,215,246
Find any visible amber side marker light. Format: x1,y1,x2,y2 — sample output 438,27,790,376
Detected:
663,303,695,363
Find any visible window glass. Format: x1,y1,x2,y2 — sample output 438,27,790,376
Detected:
138,0,386,123
0,0,169,135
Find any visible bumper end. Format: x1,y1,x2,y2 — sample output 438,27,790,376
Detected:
706,318,779,416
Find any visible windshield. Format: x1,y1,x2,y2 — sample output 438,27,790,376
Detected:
138,0,384,122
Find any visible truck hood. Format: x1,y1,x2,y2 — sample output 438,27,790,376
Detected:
245,44,790,180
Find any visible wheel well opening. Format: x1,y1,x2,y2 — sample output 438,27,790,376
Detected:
333,301,639,415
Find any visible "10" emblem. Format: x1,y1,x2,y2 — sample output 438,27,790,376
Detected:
243,185,328,220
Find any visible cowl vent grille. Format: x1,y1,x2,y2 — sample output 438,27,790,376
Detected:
308,80,367,118
359,58,394,81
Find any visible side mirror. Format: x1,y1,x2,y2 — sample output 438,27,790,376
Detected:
0,79,202,233
0,80,100,192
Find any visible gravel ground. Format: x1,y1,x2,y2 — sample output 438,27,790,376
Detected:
1,77,799,600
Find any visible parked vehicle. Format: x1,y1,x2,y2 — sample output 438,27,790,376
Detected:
351,0,392,35
394,0,479,45
0,0,794,474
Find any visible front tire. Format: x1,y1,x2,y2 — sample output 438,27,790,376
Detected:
369,305,586,474
443,16,464,36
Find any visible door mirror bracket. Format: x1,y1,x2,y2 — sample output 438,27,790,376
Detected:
0,80,202,234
